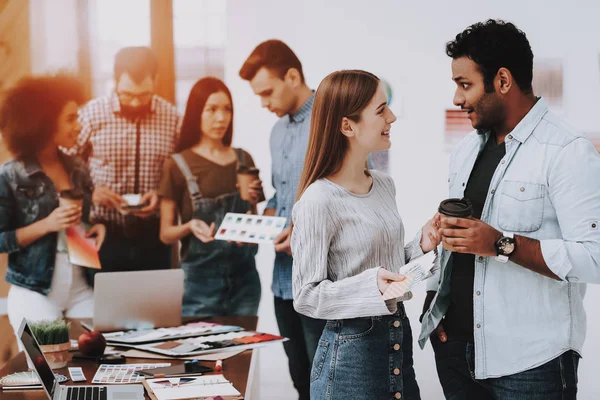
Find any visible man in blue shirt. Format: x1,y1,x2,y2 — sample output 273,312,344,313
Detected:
420,20,600,399
239,40,326,400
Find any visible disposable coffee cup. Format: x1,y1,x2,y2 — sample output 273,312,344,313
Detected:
237,166,265,202
59,189,84,208
438,198,473,230
59,189,84,224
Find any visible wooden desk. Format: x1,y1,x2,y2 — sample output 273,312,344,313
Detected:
0,316,258,399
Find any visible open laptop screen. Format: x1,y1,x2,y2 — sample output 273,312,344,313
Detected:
19,320,57,397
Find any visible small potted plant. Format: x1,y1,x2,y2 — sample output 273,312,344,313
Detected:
30,319,71,369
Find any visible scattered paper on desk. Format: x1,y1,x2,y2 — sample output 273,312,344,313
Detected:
214,213,287,244
121,349,245,361
146,374,241,400
132,331,286,357
382,251,438,301
91,363,170,384
104,322,243,345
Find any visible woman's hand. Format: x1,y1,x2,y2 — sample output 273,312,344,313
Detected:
43,205,82,233
420,212,442,253
377,268,406,295
86,224,106,250
190,219,216,243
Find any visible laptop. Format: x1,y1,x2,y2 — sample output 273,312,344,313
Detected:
18,319,144,400
92,269,184,332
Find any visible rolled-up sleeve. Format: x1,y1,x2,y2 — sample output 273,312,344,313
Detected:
291,199,393,319
540,138,600,283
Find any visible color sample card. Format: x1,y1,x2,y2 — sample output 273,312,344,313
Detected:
214,213,287,244
66,224,102,269
382,251,437,301
91,363,170,384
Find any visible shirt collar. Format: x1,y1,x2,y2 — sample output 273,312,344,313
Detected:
289,92,315,123
504,96,548,143
477,96,548,145
110,91,158,115
21,151,75,177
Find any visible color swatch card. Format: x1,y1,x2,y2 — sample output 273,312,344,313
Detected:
214,213,287,244
382,251,438,301
91,363,170,384
66,224,102,269
104,322,244,345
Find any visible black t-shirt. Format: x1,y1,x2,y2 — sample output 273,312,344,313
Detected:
444,134,506,341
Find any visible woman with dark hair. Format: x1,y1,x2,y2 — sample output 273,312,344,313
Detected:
0,74,105,334
159,77,263,317
291,70,440,399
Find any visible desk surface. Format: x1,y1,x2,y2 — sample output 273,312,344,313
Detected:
0,316,258,399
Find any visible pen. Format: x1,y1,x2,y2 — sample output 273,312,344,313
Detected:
214,359,223,372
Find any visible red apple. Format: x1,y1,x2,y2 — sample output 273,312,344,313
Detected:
78,331,106,357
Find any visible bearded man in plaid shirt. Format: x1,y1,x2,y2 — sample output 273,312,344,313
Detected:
74,47,179,273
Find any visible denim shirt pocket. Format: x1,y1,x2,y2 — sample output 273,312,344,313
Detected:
498,180,546,232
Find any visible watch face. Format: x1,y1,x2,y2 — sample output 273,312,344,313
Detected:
500,238,515,255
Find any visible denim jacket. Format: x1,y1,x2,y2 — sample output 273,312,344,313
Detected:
0,154,95,295
420,98,600,379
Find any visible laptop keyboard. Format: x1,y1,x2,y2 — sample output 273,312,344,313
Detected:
66,386,107,400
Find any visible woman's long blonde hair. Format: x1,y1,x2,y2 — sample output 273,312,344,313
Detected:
296,70,379,201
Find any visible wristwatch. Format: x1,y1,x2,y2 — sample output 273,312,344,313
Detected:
495,232,516,263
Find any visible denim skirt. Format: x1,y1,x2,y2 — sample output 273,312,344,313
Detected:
310,303,421,400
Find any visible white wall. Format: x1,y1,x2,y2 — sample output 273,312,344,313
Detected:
29,0,79,74
225,1,600,398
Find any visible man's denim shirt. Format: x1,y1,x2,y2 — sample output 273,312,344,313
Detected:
420,98,600,379
0,154,94,295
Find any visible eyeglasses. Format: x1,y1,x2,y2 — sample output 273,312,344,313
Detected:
117,91,154,103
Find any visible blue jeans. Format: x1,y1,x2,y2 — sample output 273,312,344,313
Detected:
274,297,326,400
311,303,421,400
181,258,260,317
432,338,580,400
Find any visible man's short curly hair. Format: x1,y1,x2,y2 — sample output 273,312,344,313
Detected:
0,73,87,158
446,19,533,93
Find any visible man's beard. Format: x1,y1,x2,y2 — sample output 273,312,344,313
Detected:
120,103,152,120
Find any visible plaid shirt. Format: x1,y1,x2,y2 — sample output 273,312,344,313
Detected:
75,93,179,226
268,93,314,300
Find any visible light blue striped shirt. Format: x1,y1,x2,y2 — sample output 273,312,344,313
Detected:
420,98,600,378
268,93,315,300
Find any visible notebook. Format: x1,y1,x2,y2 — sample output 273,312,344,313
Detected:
143,375,242,400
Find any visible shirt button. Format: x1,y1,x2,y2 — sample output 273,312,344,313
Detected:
478,256,484,262
476,291,481,296
395,393,401,399
520,187,525,192
462,182,465,187
508,135,513,140
491,189,495,194
393,368,400,375
501,160,506,164
282,181,287,184
477,323,481,329
393,344,400,351
393,321,400,328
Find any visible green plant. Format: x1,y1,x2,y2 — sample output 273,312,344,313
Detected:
29,319,70,345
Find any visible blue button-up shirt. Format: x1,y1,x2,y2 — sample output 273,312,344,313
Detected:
420,98,600,379
268,94,314,300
